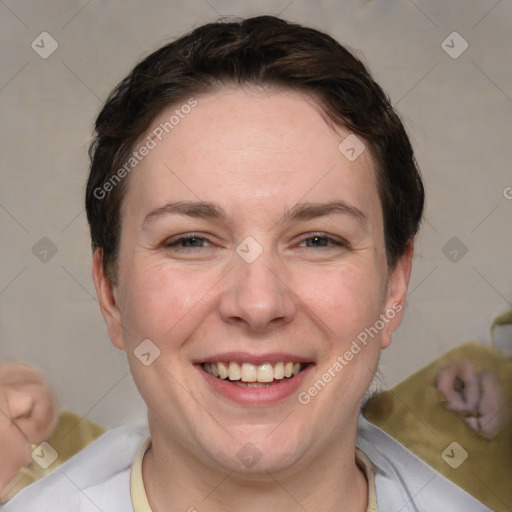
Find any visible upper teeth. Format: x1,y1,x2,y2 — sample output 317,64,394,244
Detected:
203,361,304,382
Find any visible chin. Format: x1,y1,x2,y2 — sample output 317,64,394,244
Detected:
204,425,304,474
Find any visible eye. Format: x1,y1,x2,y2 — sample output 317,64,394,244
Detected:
297,234,348,249
164,234,212,249
162,233,348,252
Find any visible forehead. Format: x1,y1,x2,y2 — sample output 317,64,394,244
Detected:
122,87,380,226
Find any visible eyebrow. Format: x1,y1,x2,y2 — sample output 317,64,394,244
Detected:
142,200,367,228
143,201,228,227
278,201,367,226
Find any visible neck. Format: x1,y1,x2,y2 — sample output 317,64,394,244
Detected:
143,417,368,512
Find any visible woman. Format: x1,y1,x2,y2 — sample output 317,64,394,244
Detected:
5,15,491,512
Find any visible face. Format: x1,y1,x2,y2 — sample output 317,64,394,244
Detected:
94,87,412,475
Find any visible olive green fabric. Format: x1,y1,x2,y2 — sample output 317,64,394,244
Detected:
491,310,512,332
364,341,511,512
1,411,105,503
491,310,512,357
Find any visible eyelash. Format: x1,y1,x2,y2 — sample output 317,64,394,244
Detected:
163,233,349,250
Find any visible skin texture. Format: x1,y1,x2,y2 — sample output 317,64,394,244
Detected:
93,87,413,512
0,363,59,493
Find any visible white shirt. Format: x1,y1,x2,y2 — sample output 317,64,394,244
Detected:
2,415,492,511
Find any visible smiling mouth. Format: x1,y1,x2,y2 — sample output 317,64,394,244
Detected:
201,361,309,388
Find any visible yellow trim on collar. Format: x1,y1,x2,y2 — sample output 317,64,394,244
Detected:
130,437,152,512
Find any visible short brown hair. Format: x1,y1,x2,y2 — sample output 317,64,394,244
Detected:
86,15,424,283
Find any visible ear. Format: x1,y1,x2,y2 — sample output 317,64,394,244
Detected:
92,248,126,351
381,241,414,349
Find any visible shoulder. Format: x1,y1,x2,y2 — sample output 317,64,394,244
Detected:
356,414,494,512
2,423,148,512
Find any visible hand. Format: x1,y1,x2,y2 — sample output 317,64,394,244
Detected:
0,380,33,492
0,363,59,493
435,361,508,439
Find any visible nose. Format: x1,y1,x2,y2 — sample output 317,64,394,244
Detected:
218,247,297,333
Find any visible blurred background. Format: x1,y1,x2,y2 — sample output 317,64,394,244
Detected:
1,0,511,428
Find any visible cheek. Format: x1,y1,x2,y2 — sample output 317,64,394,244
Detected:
119,259,220,345
301,262,387,336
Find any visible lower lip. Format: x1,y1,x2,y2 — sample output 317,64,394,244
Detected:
196,364,314,405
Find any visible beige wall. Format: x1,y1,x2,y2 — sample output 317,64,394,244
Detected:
1,0,511,427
